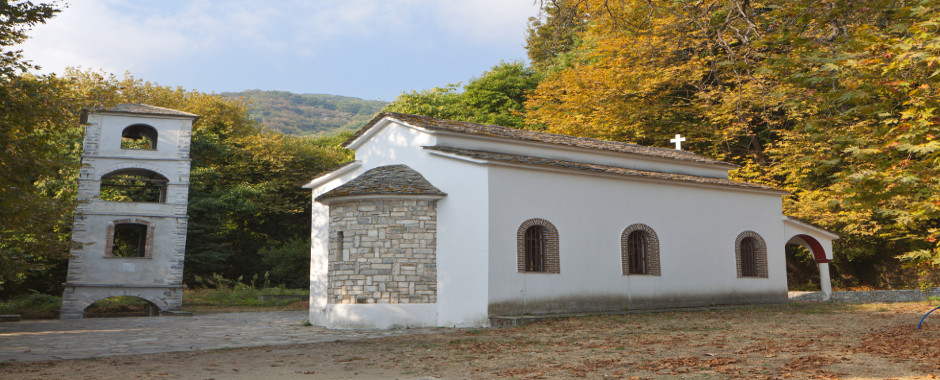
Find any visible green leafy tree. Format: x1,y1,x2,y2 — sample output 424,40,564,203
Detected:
525,0,588,72
0,1,75,293
385,62,543,129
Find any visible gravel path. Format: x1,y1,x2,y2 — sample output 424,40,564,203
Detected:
0,311,447,363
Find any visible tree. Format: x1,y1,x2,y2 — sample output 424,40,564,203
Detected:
525,0,588,72
385,62,543,129
0,0,59,78
0,1,73,292
0,75,81,293
523,0,940,286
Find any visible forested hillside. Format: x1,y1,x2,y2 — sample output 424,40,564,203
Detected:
221,90,387,136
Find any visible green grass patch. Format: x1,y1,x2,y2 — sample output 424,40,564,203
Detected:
184,285,307,308
182,273,308,313
0,292,62,319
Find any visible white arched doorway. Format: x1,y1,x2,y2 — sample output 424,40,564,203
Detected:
783,217,839,301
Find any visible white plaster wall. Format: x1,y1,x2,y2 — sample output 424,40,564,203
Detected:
70,214,181,285
308,167,361,326
487,165,788,314
94,114,188,159
435,134,730,179
310,121,492,328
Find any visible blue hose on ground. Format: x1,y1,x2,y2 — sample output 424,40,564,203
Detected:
917,306,940,330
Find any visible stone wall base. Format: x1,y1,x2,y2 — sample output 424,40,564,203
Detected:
789,287,940,303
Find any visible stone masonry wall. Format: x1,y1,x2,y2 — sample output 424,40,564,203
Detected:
328,198,438,304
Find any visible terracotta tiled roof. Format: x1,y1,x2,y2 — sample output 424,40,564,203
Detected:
97,104,200,118
425,146,783,193
346,112,733,167
315,164,447,202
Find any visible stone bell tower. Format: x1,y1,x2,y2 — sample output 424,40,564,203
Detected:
60,104,198,319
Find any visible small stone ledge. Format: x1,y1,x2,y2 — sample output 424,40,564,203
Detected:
789,287,940,303
160,310,193,317
0,315,22,322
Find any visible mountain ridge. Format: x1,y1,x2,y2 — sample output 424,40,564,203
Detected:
221,89,388,136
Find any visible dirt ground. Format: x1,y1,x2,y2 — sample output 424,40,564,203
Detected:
2,302,940,379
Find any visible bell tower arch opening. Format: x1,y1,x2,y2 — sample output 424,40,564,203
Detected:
121,124,158,149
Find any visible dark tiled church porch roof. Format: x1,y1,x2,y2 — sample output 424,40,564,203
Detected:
425,146,784,193
315,164,447,202
346,112,734,168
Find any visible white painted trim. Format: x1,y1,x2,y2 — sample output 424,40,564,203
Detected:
345,117,436,150
426,149,489,164
324,304,439,329
302,161,362,189
783,217,840,240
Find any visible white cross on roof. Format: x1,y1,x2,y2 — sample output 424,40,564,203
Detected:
670,134,686,150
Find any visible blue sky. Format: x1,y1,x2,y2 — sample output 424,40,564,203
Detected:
20,0,541,101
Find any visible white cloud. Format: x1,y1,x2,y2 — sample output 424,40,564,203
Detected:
16,0,540,98
431,0,540,45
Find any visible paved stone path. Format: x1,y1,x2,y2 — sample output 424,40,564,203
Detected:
0,311,448,363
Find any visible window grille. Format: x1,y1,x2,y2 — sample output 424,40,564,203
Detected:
628,231,647,274
741,237,758,277
525,225,545,272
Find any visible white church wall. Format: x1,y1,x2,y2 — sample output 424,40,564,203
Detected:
435,134,730,179
310,121,492,328
424,158,490,327
487,165,788,315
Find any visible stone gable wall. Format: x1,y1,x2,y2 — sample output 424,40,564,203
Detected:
328,198,438,304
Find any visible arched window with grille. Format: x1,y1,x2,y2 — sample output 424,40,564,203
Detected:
735,231,768,278
621,224,661,276
517,219,559,273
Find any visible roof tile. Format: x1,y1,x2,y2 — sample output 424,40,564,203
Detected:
346,112,732,167
315,164,446,202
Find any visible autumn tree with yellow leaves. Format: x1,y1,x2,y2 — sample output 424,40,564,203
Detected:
524,0,940,286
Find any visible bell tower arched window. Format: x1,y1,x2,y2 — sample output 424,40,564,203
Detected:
121,124,158,150
99,169,169,203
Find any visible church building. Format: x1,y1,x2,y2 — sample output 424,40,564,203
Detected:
305,113,837,329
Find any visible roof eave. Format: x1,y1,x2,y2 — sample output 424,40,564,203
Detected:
427,147,787,196
316,193,447,205
302,160,362,189
783,216,840,240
